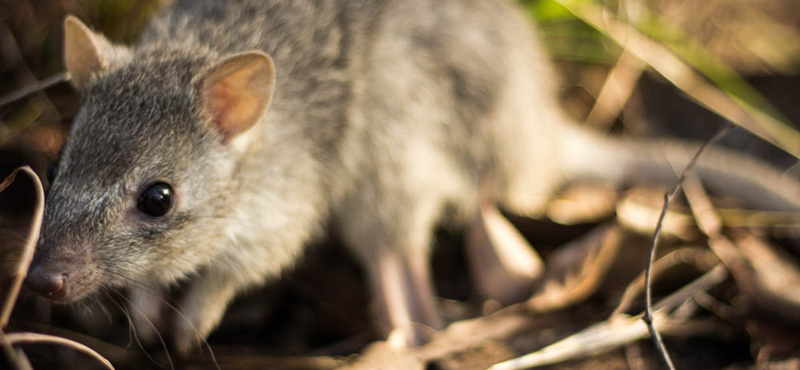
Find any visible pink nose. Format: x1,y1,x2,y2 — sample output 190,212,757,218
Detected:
25,266,67,301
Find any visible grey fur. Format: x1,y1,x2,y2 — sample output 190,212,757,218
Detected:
29,0,800,350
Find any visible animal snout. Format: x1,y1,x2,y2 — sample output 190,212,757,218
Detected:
26,265,70,301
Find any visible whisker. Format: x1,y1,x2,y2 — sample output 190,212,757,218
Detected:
87,295,114,325
76,299,94,316
96,268,220,370
110,289,174,370
103,291,136,352
157,297,221,370
106,290,170,369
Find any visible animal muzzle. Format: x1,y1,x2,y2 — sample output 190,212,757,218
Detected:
25,260,88,302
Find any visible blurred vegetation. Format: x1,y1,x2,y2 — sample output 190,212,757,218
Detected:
0,0,161,146
528,0,800,72
524,0,800,157
2,0,800,155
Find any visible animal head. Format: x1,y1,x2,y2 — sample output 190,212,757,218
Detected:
26,16,276,302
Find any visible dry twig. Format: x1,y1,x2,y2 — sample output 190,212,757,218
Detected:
4,333,114,370
0,73,70,109
0,168,43,326
486,264,728,370
639,124,733,370
1,167,43,370
612,246,718,317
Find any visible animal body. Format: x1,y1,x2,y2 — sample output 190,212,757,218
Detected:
25,0,800,351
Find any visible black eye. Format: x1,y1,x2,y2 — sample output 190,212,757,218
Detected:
138,182,174,217
46,161,59,182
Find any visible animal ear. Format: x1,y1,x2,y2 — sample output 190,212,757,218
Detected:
198,51,276,143
64,15,128,89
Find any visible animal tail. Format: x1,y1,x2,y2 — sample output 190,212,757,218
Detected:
556,125,800,212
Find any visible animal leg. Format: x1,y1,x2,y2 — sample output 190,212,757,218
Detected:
172,267,240,354
367,248,442,349
466,200,543,305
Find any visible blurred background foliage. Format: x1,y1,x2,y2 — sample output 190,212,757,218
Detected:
528,0,800,73
0,0,163,178
525,0,800,159
1,0,800,158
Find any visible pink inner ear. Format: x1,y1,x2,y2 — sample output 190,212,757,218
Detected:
206,81,258,138
203,60,270,142
207,80,237,127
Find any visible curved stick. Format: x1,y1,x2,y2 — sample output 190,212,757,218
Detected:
0,167,44,327
4,332,115,370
